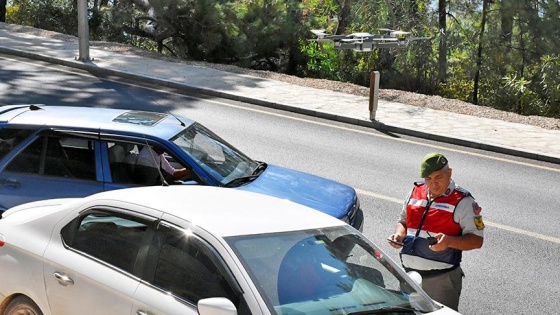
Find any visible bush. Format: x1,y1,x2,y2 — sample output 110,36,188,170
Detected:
535,55,560,118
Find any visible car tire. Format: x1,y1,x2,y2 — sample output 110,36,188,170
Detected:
4,296,43,315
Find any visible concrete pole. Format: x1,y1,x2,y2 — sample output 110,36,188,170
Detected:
77,0,90,61
369,71,380,120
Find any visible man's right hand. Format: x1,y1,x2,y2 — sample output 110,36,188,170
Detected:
387,235,404,248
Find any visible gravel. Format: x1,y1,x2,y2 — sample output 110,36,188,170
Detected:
2,22,559,130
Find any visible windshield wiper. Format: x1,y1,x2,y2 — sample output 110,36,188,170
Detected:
223,162,267,188
347,306,418,315
253,161,267,175
223,175,259,187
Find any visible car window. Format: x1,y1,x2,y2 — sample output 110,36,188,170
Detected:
149,224,241,307
64,212,149,274
172,123,257,185
0,127,35,161
106,141,197,186
106,142,140,184
227,226,438,314
5,135,96,180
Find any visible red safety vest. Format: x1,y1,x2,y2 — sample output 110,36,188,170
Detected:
407,184,465,237
401,182,470,269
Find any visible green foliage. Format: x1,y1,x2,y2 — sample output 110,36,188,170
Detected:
7,0,77,34
533,55,560,117
5,0,36,25
300,41,341,80
500,74,535,115
233,0,310,71
492,56,560,118
6,0,38,25
302,0,340,32
88,6,130,43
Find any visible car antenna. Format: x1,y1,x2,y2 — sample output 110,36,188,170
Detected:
1,104,45,123
0,104,43,116
169,111,185,127
149,96,185,127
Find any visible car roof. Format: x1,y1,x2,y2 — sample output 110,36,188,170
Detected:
0,105,194,139
82,185,345,237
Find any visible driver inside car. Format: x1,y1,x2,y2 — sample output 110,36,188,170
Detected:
136,145,191,185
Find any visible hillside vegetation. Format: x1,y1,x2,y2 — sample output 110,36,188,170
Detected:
2,0,559,119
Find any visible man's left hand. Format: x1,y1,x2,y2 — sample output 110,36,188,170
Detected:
428,233,446,251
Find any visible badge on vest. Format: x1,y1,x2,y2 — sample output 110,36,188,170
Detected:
474,215,485,230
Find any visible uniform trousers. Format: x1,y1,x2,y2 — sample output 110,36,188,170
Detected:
421,265,464,311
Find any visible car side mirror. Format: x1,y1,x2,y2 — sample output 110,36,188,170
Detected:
197,297,237,315
407,271,422,286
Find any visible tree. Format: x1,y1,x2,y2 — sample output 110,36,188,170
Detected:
472,0,490,105
1,0,6,22
499,0,513,44
437,0,447,82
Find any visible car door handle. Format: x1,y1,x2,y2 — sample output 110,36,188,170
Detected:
53,272,74,286
137,311,149,315
0,178,20,188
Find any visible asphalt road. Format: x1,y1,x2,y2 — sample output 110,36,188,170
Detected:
2,54,560,315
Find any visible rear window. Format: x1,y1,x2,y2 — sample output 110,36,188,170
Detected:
0,127,35,160
4,135,96,180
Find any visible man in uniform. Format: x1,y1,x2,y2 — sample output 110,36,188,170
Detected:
388,152,485,311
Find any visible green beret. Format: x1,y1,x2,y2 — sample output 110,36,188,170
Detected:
420,153,448,178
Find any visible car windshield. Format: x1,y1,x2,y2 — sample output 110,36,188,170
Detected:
227,226,441,315
171,123,259,185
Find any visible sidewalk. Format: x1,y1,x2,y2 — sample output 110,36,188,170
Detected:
1,28,559,165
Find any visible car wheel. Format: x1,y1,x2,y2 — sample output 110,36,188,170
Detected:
4,296,43,315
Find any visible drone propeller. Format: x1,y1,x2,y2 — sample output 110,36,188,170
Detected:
310,29,327,37
390,31,411,35
390,30,411,39
349,32,374,38
370,37,399,42
409,36,432,40
311,29,326,34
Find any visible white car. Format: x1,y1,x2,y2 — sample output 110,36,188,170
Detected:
0,186,460,315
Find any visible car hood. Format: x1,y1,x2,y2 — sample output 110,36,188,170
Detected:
237,165,356,219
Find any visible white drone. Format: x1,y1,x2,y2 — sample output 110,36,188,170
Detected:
310,29,430,51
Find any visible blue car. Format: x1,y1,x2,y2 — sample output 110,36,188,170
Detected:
0,105,363,230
